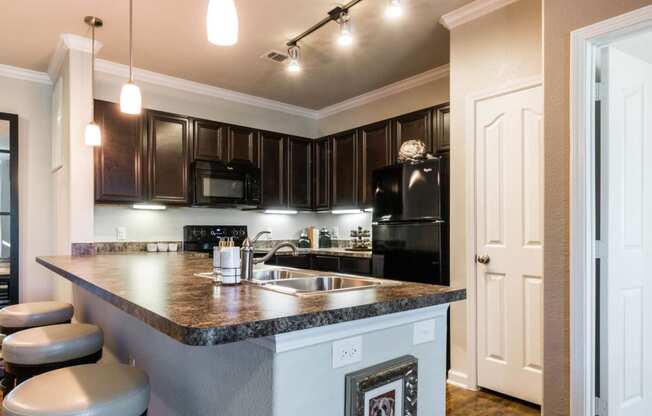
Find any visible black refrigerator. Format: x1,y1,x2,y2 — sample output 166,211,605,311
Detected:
371,157,449,286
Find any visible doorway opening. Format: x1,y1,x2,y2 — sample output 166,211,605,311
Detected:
571,5,652,416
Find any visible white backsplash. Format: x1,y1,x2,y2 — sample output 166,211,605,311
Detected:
94,205,372,242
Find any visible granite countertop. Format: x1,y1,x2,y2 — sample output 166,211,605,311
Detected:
254,247,372,258
36,253,465,346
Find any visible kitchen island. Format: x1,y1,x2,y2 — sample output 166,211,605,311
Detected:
37,252,465,416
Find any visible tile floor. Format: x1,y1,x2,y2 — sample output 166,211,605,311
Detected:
447,384,541,415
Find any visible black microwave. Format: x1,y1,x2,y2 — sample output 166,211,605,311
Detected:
192,160,261,208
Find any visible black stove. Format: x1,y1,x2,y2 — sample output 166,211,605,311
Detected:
183,225,248,254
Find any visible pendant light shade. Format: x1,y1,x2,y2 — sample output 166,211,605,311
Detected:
337,13,353,47
287,45,301,73
84,122,102,146
207,0,239,46
121,0,142,114
120,81,142,114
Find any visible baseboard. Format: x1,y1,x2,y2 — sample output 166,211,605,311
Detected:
447,370,477,390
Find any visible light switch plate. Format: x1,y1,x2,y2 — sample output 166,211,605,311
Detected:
332,336,363,368
413,319,436,345
116,227,127,241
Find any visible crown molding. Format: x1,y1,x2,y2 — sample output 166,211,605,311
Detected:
48,34,104,81
0,64,51,85
439,0,519,30
94,59,320,119
315,64,450,119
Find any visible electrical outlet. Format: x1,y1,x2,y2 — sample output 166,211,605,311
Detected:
116,227,127,241
332,336,362,368
413,319,436,345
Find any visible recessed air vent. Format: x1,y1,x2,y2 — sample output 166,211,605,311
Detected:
261,49,289,63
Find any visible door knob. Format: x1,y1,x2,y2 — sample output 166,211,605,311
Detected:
476,254,490,265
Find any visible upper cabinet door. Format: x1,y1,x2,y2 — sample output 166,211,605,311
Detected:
228,125,259,165
313,138,331,211
357,120,392,208
94,100,143,203
146,110,191,205
433,103,450,154
288,137,312,210
259,131,286,208
331,130,358,208
392,108,433,158
193,119,227,162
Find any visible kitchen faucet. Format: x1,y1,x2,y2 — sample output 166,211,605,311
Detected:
240,235,298,281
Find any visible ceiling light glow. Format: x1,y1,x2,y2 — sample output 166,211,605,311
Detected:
207,0,239,46
385,0,403,18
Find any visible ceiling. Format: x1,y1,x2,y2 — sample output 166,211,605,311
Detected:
0,0,470,109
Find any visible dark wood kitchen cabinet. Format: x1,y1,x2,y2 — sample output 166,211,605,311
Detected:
433,103,450,154
193,119,227,162
288,138,312,210
94,100,144,203
146,110,191,205
259,131,286,208
331,130,358,208
228,125,259,165
357,120,392,207
312,138,331,211
392,108,433,158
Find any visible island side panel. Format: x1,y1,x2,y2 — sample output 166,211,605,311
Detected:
271,307,448,416
72,286,276,416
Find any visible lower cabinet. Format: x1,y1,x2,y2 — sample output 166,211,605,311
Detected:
271,254,372,276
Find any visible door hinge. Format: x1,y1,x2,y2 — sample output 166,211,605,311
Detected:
594,82,607,101
595,397,607,416
593,240,605,259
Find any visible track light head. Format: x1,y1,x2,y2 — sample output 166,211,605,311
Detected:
337,12,353,47
287,44,302,73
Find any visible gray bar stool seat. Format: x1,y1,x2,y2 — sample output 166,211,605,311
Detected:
2,323,103,392
2,364,150,416
0,302,74,335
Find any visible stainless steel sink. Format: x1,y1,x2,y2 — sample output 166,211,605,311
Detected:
250,269,312,282
259,275,384,295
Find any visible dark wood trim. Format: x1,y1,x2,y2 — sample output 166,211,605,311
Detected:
287,137,313,210
0,112,18,305
312,138,331,211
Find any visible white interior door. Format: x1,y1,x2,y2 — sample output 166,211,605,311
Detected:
604,45,652,416
474,84,543,405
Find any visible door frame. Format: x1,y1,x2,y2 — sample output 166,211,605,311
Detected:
570,5,652,416
461,76,542,391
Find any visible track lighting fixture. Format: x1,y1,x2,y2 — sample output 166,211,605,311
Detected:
337,12,353,46
120,0,142,115
207,0,239,46
84,16,103,147
287,45,302,73
385,0,403,18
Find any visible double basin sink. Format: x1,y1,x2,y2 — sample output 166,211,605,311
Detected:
248,268,389,296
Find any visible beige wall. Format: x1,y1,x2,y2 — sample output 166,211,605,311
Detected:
447,0,542,390
543,1,652,414
316,76,450,136
0,75,54,302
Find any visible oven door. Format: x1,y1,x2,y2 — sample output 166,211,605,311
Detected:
194,169,246,206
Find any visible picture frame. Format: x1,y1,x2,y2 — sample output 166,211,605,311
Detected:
345,355,418,416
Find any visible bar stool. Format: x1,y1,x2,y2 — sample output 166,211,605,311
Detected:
2,363,150,416
0,302,74,336
2,323,103,393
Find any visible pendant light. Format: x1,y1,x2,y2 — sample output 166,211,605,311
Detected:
207,0,239,46
337,12,353,47
385,0,403,18
120,0,142,114
84,16,103,147
287,45,301,73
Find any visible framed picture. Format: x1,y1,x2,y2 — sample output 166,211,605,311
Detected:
345,355,418,416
